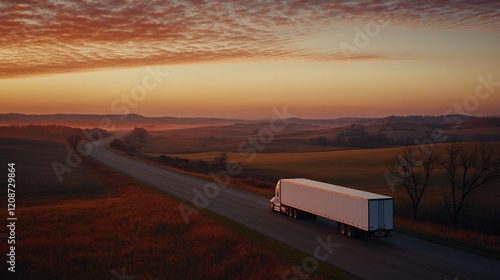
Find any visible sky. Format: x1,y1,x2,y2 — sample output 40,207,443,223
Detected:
0,0,499,119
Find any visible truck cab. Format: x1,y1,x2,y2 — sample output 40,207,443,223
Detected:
269,180,281,211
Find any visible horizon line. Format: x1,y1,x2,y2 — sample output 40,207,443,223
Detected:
1,112,499,121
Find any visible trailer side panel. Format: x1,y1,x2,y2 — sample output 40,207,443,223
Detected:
279,179,393,232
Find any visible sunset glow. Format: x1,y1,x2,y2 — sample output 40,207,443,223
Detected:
1,1,499,119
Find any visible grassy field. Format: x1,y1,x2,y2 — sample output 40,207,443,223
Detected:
0,137,108,198
137,131,500,259
168,146,499,227
143,126,500,224
0,137,353,279
166,148,397,191
162,143,500,220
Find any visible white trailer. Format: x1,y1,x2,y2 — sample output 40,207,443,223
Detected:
270,178,393,238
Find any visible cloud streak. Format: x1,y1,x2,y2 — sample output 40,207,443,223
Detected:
1,0,499,78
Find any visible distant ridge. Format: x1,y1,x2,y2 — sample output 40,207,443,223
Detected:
0,113,236,122
0,113,498,131
0,113,241,129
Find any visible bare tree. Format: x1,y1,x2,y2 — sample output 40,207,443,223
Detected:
386,145,439,220
441,143,499,227
214,152,228,167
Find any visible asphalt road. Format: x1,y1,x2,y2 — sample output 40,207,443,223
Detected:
90,145,500,280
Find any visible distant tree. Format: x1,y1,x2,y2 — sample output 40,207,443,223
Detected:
310,136,329,146
440,143,499,227
196,159,209,171
131,127,150,143
67,134,81,152
110,139,136,153
386,145,439,220
214,152,228,167
158,155,173,165
334,133,347,146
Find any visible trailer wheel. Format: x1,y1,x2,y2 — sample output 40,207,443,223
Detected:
346,226,353,238
293,209,298,219
339,223,346,235
288,208,294,218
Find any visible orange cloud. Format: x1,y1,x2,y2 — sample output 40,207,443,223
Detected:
0,0,499,78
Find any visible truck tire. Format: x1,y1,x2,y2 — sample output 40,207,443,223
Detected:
288,208,293,218
270,203,274,212
293,209,298,219
339,223,346,235
346,226,353,238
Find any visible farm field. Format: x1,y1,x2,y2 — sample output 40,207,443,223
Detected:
1,116,499,277
0,137,351,279
161,143,500,223
132,124,500,259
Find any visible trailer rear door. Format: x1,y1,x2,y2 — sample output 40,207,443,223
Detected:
369,199,393,231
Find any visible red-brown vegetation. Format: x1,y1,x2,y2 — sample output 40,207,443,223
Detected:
1,156,338,279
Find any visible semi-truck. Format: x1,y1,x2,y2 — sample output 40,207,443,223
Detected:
270,178,393,238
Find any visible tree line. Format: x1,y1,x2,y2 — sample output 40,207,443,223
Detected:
1,125,89,142
308,124,500,149
386,143,499,228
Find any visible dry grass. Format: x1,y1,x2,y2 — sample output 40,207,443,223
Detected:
139,140,500,259
164,144,500,215
165,148,401,191
0,164,343,279
0,137,109,198
395,217,500,260
0,137,352,279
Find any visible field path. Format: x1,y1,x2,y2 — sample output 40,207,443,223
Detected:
90,144,500,280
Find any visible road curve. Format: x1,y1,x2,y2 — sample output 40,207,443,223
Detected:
90,146,500,280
